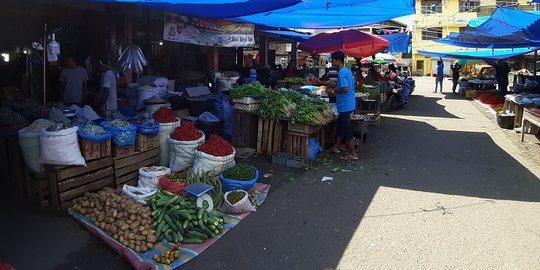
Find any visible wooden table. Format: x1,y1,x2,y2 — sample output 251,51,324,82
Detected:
502,96,533,129
521,108,540,142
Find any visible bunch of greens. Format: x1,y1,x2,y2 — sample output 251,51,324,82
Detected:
279,89,303,104
279,77,305,85
258,90,296,120
292,96,334,125
230,82,269,99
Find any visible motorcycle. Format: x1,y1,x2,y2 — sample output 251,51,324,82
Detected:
383,72,414,111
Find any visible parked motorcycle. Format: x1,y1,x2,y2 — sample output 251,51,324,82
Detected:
383,72,414,111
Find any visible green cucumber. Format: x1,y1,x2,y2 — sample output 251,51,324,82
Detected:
198,202,209,220
183,220,189,230
207,224,217,231
156,221,165,233
188,230,208,240
188,222,195,230
172,231,179,243
164,230,173,242
166,205,181,215
165,196,179,206
161,224,170,233
182,238,204,244
178,212,193,221
202,227,216,238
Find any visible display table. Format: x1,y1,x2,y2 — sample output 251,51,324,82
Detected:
521,108,540,142
469,80,497,90
503,95,535,128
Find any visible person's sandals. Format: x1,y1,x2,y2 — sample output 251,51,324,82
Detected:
339,155,358,161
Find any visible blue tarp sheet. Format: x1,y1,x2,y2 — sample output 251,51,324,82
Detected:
417,47,538,60
235,0,415,29
380,32,411,53
468,11,540,27
438,7,540,48
90,0,301,18
257,29,311,42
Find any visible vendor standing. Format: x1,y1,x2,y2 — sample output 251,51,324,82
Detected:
59,56,88,105
326,51,358,160
98,58,117,115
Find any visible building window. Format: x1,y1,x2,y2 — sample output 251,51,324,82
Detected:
421,0,442,14
421,27,443,41
496,0,517,6
459,0,480,12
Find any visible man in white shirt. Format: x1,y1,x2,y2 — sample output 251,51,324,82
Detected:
59,57,88,105
98,59,117,115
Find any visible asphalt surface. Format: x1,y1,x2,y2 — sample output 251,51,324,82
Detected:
1,77,539,270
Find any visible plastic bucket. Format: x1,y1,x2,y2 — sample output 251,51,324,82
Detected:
496,114,514,129
219,167,259,192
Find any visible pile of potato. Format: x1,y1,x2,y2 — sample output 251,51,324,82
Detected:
72,187,157,253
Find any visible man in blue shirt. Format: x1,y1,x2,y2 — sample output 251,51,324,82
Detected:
326,51,357,160
434,57,444,93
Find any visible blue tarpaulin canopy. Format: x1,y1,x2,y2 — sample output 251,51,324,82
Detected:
257,29,311,42
379,32,411,53
235,0,415,29
438,7,540,48
417,47,538,60
89,0,301,18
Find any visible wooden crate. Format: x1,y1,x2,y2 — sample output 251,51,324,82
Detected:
233,97,261,104
24,167,49,207
113,148,160,187
113,145,135,157
234,103,260,112
79,138,111,161
136,133,159,152
286,129,326,160
232,111,259,148
287,122,322,134
257,118,286,156
46,157,115,211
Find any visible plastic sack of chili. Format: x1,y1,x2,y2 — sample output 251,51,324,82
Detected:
158,172,187,195
196,134,234,157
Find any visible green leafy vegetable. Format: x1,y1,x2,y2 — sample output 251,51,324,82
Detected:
230,82,269,99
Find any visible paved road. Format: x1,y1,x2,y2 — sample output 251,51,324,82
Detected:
1,77,539,270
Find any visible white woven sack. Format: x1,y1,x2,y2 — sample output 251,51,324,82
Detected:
19,128,42,173
220,190,256,214
191,149,235,177
39,126,85,166
138,166,171,189
168,134,205,172
158,119,180,166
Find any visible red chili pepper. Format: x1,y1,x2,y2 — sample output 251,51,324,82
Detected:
170,121,203,141
153,107,177,123
197,134,233,156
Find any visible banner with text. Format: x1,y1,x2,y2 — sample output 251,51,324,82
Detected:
164,13,255,47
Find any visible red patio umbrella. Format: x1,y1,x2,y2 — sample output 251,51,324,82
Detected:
298,29,389,58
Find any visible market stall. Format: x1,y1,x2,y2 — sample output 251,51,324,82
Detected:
502,93,540,129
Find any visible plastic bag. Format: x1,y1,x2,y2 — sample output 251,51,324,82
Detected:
19,128,42,173
78,126,113,142
168,134,206,172
106,125,136,147
220,190,256,214
158,119,180,166
307,137,322,161
192,149,235,177
138,166,171,189
40,126,85,166
121,185,158,204
158,174,187,195
198,111,220,123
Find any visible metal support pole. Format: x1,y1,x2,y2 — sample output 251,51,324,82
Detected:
534,50,538,79
43,23,47,106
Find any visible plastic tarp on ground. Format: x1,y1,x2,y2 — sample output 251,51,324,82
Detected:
379,32,411,53
235,0,415,29
437,7,540,48
417,47,538,60
91,0,301,18
257,29,311,42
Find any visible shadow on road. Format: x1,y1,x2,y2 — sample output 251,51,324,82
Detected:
181,115,540,270
386,95,462,119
